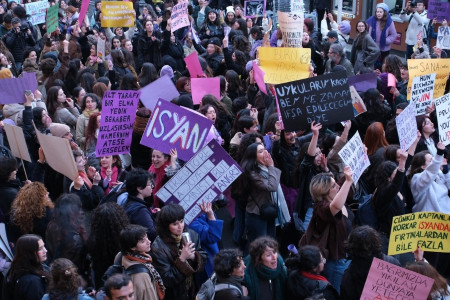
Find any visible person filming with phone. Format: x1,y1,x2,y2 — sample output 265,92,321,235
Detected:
400,0,429,59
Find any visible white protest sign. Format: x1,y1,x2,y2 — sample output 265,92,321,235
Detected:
25,1,50,25
395,103,418,150
411,73,436,116
338,131,370,183
97,38,105,60
435,93,450,145
436,26,450,50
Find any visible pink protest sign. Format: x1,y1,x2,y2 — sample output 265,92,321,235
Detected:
360,257,434,300
140,75,180,111
184,52,204,78
191,77,221,105
170,0,189,32
78,0,90,25
252,61,267,95
140,99,214,161
0,72,37,104
95,90,141,157
388,73,396,88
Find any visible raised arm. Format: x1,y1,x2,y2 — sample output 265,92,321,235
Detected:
329,166,353,215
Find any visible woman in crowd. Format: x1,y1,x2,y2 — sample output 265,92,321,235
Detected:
111,36,122,51
75,93,101,150
120,224,165,300
225,70,246,100
200,37,225,76
213,248,249,299
244,236,287,300
406,261,450,300
415,115,439,155
42,258,92,300
148,149,178,208
72,87,86,112
0,157,21,224
350,20,380,74
200,104,224,145
199,10,224,46
355,89,392,138
85,43,105,79
46,86,80,136
286,245,338,300
84,112,101,169
137,19,162,71
2,234,50,300
138,62,159,88
64,59,84,97
100,155,127,194
109,49,136,90
150,204,207,300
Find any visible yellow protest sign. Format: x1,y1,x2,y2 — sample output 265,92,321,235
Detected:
259,47,311,84
407,58,450,100
101,1,135,28
388,212,450,255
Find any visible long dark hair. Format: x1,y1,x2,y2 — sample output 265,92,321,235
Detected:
355,20,368,50
138,63,159,87
84,112,101,148
48,258,84,300
408,150,430,181
46,86,63,117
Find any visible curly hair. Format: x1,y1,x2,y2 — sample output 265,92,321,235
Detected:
249,236,278,266
11,182,54,233
345,226,382,259
48,258,84,300
213,249,243,278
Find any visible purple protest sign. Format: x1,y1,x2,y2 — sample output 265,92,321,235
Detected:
95,90,140,157
427,0,450,22
140,75,180,111
77,0,90,25
252,61,268,95
191,77,221,105
140,99,214,161
184,52,204,78
0,72,37,104
156,139,242,224
347,72,377,92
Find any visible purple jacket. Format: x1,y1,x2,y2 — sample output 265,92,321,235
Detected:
368,21,397,52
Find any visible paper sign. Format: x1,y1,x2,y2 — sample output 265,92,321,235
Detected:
436,26,450,50
259,47,310,84
274,71,353,131
191,21,201,44
427,0,450,22
140,75,180,111
338,131,370,183
435,93,450,145
171,0,189,32
388,212,450,255
395,103,418,150
3,123,32,162
411,73,436,116
252,61,267,95
101,1,135,27
347,72,378,92
277,11,304,48
156,139,242,225
407,58,450,100
25,0,50,25
46,3,59,34
140,99,213,162
34,124,78,181
0,72,38,104
387,73,396,88
191,77,220,105
244,0,266,17
360,257,434,300
291,0,304,12
97,38,105,60
78,0,90,25
95,90,140,157
184,52,204,78
350,85,366,116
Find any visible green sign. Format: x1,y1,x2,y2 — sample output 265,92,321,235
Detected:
46,3,59,34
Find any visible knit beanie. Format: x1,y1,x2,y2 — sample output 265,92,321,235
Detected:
339,20,351,35
49,123,70,137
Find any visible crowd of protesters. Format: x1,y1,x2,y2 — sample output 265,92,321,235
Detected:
0,0,450,299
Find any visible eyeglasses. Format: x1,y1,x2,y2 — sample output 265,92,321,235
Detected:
147,183,155,189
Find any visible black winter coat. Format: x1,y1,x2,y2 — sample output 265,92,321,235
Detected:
124,195,157,241
199,22,224,41
286,270,338,300
161,30,186,72
137,32,162,70
4,29,36,63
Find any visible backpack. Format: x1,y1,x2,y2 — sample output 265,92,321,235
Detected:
196,273,243,300
357,192,377,229
99,182,128,205
101,252,152,287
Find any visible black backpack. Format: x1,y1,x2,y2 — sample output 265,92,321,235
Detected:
101,252,152,286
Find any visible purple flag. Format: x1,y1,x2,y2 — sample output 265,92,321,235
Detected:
0,72,37,104
95,90,140,157
347,72,378,92
140,75,180,111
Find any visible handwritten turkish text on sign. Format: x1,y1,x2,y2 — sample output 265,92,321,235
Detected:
407,58,450,100
277,11,303,48
395,102,418,151
436,26,450,50
170,0,189,32
360,257,434,300
96,90,140,157
388,212,450,255
338,131,370,184
46,3,59,34
101,1,135,28
156,139,242,225
435,93,450,145
259,47,310,84
140,99,213,162
427,0,450,22
274,70,353,131
411,73,436,116
26,1,50,25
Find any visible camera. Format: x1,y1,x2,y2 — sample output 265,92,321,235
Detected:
410,0,417,8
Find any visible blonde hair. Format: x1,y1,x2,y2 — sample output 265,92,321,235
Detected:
309,173,334,203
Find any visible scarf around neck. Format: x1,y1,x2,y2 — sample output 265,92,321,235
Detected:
301,271,329,282
367,15,392,49
83,108,99,118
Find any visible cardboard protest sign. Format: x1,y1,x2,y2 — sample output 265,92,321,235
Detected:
411,73,436,116
360,257,434,300
408,59,450,100
140,75,180,111
0,72,38,104
97,38,105,60
347,72,378,92
349,85,366,116
252,61,267,95
25,0,50,25
427,0,450,22
436,26,450,50
274,71,353,131
191,77,221,105
259,47,311,84
34,125,78,181
184,52,204,78
3,123,31,162
277,11,303,48
435,93,450,145
388,212,450,255
338,131,370,184
140,99,213,162
101,1,135,27
95,90,140,157
396,103,418,150
244,0,266,17
156,139,242,224
46,3,59,34
78,0,90,25
170,0,189,32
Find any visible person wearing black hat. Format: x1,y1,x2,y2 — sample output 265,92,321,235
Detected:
198,37,225,76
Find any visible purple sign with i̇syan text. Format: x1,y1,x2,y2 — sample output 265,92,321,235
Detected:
95,90,140,157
